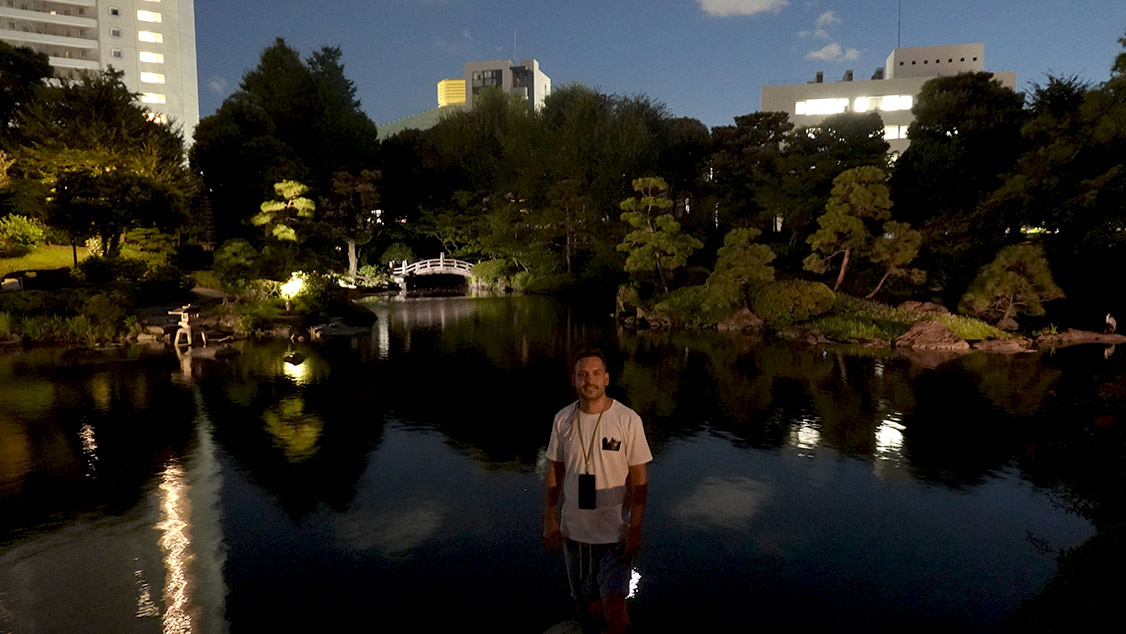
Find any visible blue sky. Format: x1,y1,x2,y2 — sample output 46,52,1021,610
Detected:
195,0,1126,130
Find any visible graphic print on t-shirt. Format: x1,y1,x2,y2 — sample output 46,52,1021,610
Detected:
602,436,621,451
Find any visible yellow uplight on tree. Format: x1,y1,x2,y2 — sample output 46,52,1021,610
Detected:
281,272,304,300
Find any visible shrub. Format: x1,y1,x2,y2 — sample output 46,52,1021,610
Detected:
119,228,176,272
0,311,10,337
213,239,260,287
521,273,575,295
354,264,390,288
654,285,702,315
0,290,76,316
229,300,283,337
191,269,224,290
82,293,128,330
74,256,147,290
752,279,836,328
379,242,416,267
512,271,534,292
0,214,46,256
471,259,512,287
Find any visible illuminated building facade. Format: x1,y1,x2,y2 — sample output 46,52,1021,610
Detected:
379,57,550,139
761,44,1015,153
437,77,466,107
0,0,199,138
464,57,550,109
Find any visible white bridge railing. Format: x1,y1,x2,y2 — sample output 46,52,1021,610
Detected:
391,255,474,278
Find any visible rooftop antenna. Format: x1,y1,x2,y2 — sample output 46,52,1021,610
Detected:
897,0,902,48
513,29,517,63
495,45,503,59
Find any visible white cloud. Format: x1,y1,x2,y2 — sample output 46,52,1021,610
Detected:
207,76,227,93
815,10,840,29
433,29,475,55
799,10,859,62
696,0,789,18
805,42,860,61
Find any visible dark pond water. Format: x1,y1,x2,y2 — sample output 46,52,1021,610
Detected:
1,295,1123,633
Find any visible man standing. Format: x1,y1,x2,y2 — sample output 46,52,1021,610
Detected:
544,350,652,634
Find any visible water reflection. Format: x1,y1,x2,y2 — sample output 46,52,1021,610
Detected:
1,296,1122,630
156,462,193,634
789,417,821,457
671,475,772,530
335,501,444,555
262,396,324,463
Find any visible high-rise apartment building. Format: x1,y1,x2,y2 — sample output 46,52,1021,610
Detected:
761,44,1015,154
0,0,199,139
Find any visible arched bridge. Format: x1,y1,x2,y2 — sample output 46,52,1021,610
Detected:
390,255,474,285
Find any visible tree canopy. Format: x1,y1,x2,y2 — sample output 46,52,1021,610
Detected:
190,38,379,242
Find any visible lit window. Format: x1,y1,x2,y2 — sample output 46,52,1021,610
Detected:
883,124,909,140
139,72,165,84
853,95,913,113
145,112,168,125
137,10,161,23
139,51,164,63
138,31,163,43
795,98,849,116
140,92,166,104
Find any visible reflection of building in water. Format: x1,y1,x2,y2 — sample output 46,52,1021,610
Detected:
375,310,391,359
874,413,907,479
790,416,822,457
0,390,228,633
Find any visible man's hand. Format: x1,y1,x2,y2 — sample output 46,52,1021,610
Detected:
543,517,563,551
620,524,642,556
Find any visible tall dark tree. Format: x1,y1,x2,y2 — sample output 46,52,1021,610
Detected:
0,41,52,150
318,169,381,276
890,72,1026,290
190,38,379,243
759,111,889,253
708,111,793,230
983,34,1126,319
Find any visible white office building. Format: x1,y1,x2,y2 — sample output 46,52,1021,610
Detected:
761,44,1015,154
0,0,199,139
465,57,550,110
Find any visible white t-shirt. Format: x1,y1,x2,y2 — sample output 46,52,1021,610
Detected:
546,399,653,545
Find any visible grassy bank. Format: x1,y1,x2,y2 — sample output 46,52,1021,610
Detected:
807,295,1007,342
1,245,88,275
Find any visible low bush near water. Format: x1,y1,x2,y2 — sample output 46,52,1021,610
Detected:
752,279,836,328
652,285,734,326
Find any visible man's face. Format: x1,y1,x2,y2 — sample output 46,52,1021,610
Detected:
573,356,609,402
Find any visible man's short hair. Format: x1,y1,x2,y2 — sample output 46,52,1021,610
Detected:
572,348,608,371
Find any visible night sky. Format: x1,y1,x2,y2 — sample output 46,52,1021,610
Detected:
193,0,1126,129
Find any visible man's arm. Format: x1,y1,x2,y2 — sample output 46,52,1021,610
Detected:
542,459,565,550
621,463,648,556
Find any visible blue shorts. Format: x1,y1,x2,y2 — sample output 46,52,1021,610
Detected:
563,538,632,602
